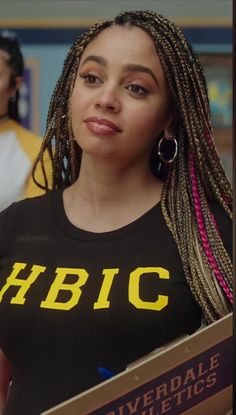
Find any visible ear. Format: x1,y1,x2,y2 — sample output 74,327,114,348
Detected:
10,76,22,97
164,107,179,137
163,116,174,137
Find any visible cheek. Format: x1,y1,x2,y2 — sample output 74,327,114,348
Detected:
127,94,170,127
71,87,90,120
130,106,167,137
0,79,9,94
71,90,92,140
71,95,84,130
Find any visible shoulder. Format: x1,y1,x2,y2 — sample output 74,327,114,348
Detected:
5,190,53,217
6,120,43,161
8,120,41,140
0,192,56,252
0,191,53,237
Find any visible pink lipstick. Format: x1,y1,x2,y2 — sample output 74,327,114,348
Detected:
84,117,122,135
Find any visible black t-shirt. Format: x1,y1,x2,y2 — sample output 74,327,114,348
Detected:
0,190,231,414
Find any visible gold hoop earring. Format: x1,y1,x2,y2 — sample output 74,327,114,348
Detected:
157,135,178,164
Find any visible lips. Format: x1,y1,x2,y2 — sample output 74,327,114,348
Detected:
84,117,122,135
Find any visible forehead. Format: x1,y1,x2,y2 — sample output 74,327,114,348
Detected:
81,25,159,65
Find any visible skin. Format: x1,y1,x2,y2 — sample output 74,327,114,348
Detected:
0,50,21,117
64,25,173,232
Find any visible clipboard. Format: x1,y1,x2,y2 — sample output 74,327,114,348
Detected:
42,313,233,415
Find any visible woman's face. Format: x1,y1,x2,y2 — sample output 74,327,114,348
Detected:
71,25,172,167
0,51,15,116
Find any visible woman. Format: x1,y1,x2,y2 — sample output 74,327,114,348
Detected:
0,11,232,415
0,31,51,211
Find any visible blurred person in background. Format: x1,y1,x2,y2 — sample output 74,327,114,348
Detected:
0,31,51,211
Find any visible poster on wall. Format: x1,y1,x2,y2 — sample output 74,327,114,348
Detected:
18,58,40,134
199,54,232,183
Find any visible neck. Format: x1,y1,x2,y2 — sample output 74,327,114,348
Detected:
63,154,163,232
75,154,161,204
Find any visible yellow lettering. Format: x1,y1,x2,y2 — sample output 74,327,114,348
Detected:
129,267,169,311
93,268,119,309
0,262,46,304
41,267,88,310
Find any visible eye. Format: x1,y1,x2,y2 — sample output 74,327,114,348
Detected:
126,84,149,96
79,73,101,85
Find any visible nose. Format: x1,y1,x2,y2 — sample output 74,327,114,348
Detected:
94,85,121,113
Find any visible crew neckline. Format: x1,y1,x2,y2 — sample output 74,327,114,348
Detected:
52,189,161,242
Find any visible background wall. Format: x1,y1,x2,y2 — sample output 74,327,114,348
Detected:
0,0,232,22
0,0,232,181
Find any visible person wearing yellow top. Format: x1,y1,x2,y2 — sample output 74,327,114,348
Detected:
0,31,51,211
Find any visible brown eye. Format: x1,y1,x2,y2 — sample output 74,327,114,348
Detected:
79,73,101,85
86,75,99,83
126,84,149,96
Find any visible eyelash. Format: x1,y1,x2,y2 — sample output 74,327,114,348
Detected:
79,73,100,84
79,72,149,96
126,84,149,96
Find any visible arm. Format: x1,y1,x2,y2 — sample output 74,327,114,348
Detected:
0,349,11,414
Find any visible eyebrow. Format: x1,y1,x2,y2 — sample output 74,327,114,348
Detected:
81,55,106,67
123,64,159,86
81,55,159,86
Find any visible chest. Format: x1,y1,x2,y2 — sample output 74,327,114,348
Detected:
0,231,201,357
0,231,189,311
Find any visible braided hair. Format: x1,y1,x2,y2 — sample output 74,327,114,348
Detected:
33,10,233,323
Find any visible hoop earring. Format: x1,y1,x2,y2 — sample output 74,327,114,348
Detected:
157,134,178,164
